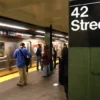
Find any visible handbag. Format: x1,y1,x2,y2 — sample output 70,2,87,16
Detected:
19,49,30,66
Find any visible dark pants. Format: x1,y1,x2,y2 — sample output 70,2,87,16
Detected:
53,58,56,69
26,66,28,72
37,56,42,70
59,58,64,85
50,60,53,71
64,76,68,100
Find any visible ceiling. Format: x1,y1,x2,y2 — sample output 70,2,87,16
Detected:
0,0,68,33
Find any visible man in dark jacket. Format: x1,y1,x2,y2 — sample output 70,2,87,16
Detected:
53,47,57,69
36,44,42,71
62,43,68,100
13,43,32,86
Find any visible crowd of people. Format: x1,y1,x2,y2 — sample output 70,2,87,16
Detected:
36,43,57,77
13,42,68,100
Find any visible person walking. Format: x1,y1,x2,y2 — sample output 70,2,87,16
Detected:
13,43,32,86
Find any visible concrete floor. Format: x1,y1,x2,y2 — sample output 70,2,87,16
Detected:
0,68,66,100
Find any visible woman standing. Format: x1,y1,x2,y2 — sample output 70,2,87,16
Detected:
42,45,50,77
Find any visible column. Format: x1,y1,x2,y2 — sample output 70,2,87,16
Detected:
45,25,53,71
69,0,100,100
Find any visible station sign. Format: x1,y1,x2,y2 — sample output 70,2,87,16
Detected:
0,31,32,38
70,0,100,47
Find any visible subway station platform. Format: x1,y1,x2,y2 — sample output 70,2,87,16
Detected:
0,67,66,100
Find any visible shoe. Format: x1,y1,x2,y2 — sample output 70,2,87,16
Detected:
17,84,24,86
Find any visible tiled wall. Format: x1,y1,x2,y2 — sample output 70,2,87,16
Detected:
69,47,100,100
69,48,90,100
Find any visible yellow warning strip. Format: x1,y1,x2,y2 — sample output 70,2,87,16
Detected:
0,64,37,83
0,60,59,83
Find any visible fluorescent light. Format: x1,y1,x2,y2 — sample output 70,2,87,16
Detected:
36,30,45,34
22,34,32,37
66,36,69,38
52,37,58,39
0,22,28,30
35,35,44,38
54,34,64,37
53,83,59,87
59,38,67,41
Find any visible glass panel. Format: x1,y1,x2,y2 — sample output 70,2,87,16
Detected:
0,42,4,57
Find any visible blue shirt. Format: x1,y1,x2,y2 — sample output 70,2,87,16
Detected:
13,47,32,68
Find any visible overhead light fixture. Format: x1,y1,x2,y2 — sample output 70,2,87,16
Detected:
59,38,67,41
66,36,69,38
22,34,32,37
54,34,64,37
0,22,29,30
53,83,59,87
35,35,44,38
36,30,45,34
52,37,58,39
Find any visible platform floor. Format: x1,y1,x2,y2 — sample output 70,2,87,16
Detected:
0,68,66,100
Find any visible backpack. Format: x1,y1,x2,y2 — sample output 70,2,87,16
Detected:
24,57,30,66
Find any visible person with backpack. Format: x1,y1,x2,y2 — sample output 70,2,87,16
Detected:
13,43,32,86
36,44,42,71
24,46,31,73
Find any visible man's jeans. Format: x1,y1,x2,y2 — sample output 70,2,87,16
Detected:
37,56,42,70
43,64,50,76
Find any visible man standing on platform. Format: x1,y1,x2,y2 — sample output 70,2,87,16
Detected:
62,43,68,100
36,44,42,71
13,43,32,86
53,47,57,69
